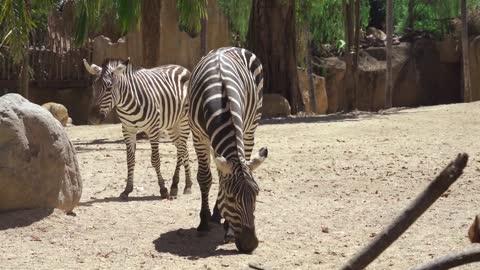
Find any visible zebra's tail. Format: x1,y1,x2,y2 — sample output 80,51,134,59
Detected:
219,66,245,159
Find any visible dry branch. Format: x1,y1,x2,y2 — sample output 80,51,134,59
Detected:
410,246,480,270
341,153,469,270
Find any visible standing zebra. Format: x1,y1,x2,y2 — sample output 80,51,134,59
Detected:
83,58,192,200
188,47,268,253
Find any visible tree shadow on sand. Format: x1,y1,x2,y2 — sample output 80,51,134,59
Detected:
0,208,53,230
79,195,163,206
259,107,417,125
153,226,238,260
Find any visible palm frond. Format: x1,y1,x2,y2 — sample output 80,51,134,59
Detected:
0,0,34,63
73,0,90,46
177,0,208,37
116,0,140,34
73,0,140,46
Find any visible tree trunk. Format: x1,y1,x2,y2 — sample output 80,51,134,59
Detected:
141,0,162,68
406,0,416,30
305,26,316,113
18,52,29,99
352,0,361,110
343,0,356,111
200,17,207,56
461,0,472,102
385,0,393,109
18,0,32,99
247,0,303,114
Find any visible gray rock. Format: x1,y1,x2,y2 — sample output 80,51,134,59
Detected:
0,94,82,212
261,94,291,119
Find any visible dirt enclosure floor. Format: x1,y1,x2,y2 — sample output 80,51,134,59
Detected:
2,102,480,269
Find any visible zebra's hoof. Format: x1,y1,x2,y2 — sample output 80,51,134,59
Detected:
119,192,129,201
210,212,222,224
183,187,192,194
170,188,178,197
197,230,209,237
160,188,170,200
224,234,235,244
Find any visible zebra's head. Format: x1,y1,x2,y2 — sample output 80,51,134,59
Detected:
214,147,268,253
83,58,129,124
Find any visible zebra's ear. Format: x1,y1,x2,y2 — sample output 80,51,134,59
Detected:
112,63,127,76
214,156,233,175
247,147,268,172
83,59,102,76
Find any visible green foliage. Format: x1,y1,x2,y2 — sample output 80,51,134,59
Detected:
74,0,207,45
297,0,369,46
0,0,57,63
177,0,208,36
73,0,140,46
393,0,480,38
217,0,251,44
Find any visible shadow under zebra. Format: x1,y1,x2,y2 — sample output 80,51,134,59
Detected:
153,225,238,259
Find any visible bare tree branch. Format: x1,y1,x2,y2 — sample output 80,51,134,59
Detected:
341,153,469,270
410,246,480,270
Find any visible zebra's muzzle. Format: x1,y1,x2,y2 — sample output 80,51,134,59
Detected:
235,226,258,254
89,106,106,124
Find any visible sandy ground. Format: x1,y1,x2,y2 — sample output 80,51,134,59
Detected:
2,102,480,270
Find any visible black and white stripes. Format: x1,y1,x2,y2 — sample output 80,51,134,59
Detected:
84,58,192,200
188,47,268,253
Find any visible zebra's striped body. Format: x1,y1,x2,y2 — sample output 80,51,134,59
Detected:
84,59,192,199
188,47,268,253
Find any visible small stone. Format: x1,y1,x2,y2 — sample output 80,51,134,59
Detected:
321,226,329,233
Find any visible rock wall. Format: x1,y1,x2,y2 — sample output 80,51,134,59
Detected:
298,68,328,114
320,39,462,113
469,36,480,101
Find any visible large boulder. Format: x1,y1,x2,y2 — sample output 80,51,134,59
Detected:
317,57,347,113
0,94,82,213
41,102,69,127
469,36,480,101
261,94,291,118
297,68,328,114
355,43,411,111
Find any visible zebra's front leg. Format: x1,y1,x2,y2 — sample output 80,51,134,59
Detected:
211,186,235,243
193,138,213,233
223,220,235,243
211,176,222,224
120,130,136,200
150,137,170,199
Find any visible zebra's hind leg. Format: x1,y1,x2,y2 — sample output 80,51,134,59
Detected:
150,136,170,200
193,137,213,233
120,129,136,201
167,121,192,196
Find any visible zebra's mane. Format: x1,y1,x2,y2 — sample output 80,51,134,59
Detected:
100,58,140,76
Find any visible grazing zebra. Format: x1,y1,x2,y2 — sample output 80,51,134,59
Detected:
188,47,268,253
83,58,192,200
